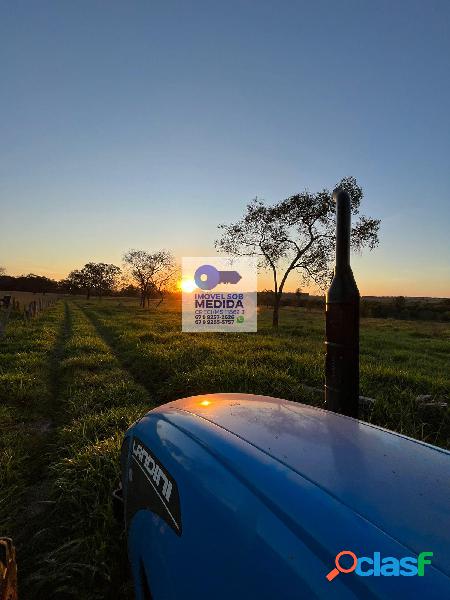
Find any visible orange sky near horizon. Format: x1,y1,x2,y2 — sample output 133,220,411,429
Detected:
3,257,449,299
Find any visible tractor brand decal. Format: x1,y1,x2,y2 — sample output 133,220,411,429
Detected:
126,437,182,535
132,439,173,502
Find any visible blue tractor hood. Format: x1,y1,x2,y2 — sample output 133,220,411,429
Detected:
124,394,450,599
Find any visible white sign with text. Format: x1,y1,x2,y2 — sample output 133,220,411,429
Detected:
181,256,257,332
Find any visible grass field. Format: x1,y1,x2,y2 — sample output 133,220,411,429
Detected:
1,297,449,598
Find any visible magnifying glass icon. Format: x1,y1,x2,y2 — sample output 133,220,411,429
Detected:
326,550,358,581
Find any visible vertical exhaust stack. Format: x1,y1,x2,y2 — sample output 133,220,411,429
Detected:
325,188,360,417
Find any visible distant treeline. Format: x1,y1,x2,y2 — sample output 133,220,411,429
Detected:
259,291,450,322
0,274,61,294
0,250,178,310
360,296,450,322
2,275,448,321
0,273,140,297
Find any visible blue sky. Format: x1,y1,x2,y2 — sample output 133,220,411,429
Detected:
1,0,449,296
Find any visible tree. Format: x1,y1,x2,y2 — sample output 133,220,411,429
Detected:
216,177,380,327
66,263,121,299
0,267,5,276
122,249,176,308
92,263,121,299
66,269,88,296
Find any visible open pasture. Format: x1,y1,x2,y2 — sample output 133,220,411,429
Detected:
0,298,448,598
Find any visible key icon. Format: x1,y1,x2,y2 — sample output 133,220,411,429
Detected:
194,264,241,290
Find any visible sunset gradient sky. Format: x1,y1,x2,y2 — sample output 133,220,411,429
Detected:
1,1,449,296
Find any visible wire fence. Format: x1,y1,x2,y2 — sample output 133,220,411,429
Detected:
0,294,58,338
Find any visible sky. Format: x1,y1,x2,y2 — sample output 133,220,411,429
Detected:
1,0,449,297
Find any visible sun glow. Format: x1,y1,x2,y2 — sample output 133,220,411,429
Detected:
180,278,197,293
200,400,211,407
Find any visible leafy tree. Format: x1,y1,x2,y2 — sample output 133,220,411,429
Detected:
216,177,380,327
66,263,121,299
66,269,87,296
122,249,176,308
88,263,121,299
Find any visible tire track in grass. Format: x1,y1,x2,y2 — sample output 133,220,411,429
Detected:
77,302,168,400
0,301,70,596
27,301,152,600
78,301,324,409
16,302,74,582
47,300,73,426
77,300,233,404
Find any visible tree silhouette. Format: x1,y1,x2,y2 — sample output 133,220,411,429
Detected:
216,177,380,327
122,249,176,308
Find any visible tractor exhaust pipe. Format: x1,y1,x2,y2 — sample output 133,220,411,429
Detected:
325,188,360,417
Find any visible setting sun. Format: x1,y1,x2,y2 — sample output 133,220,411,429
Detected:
180,278,197,293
